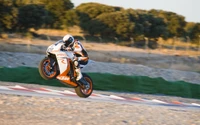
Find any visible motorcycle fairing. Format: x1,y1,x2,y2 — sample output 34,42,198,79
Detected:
47,41,74,74
56,59,78,87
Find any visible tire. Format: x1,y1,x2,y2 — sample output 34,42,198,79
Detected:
38,57,59,80
75,73,93,98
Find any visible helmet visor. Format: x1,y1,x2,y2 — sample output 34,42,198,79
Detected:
67,37,73,43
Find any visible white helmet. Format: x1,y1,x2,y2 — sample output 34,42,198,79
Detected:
63,34,74,46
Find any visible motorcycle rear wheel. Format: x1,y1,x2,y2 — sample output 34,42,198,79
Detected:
38,57,59,80
75,73,93,98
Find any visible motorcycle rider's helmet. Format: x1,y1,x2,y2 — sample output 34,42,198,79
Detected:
63,34,74,46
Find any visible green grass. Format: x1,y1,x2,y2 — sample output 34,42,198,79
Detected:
0,66,199,99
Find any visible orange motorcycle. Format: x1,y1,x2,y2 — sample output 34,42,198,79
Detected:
38,40,93,98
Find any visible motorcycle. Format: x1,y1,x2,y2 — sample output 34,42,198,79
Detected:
38,40,93,98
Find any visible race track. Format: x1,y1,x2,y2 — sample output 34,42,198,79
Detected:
0,84,199,109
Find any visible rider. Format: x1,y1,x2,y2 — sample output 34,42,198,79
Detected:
61,34,89,87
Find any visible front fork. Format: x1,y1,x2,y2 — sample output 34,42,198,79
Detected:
49,58,55,71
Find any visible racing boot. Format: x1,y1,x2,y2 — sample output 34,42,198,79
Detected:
75,68,90,89
78,77,90,89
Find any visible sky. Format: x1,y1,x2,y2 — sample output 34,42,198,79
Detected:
71,0,200,23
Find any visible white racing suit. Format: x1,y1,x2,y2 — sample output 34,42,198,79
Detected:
61,40,89,86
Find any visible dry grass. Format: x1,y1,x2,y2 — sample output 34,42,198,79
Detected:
1,31,200,57
31,26,84,37
32,28,200,56
157,37,199,47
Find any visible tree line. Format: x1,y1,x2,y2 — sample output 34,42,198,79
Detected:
0,0,200,43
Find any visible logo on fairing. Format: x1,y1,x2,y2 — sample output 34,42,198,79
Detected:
61,59,66,64
57,76,70,80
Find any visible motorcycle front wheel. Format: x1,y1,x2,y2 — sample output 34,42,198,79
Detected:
38,57,59,80
75,73,93,98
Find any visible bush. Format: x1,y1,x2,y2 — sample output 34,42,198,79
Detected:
0,33,8,39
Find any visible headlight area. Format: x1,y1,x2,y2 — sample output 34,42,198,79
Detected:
46,45,54,53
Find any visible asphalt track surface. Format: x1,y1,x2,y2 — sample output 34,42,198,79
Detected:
0,85,200,110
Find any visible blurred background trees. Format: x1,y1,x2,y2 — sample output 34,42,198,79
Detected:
17,4,46,31
0,0,199,44
0,0,18,32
